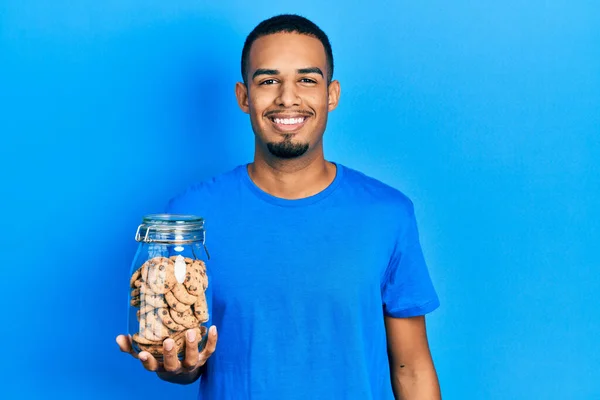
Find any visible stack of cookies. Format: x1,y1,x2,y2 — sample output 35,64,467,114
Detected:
129,255,209,357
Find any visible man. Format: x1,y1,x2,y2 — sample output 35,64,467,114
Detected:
117,14,441,399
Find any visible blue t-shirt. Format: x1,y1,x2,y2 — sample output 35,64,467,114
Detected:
165,162,439,400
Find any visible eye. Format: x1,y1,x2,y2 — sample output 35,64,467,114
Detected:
259,79,277,85
300,78,317,84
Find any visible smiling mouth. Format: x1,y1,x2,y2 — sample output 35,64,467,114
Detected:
268,116,308,132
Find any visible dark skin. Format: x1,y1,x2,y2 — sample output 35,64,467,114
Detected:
385,316,441,399
116,327,217,383
117,32,440,398
233,33,340,199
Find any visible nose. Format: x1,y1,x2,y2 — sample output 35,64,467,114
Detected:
275,81,301,107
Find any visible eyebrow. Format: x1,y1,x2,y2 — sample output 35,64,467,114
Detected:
298,67,324,77
252,67,324,80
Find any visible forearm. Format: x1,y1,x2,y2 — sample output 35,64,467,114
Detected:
390,364,441,400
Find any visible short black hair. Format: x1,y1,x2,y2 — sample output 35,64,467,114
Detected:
241,14,334,85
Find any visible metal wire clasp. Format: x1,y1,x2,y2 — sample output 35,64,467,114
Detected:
135,224,151,243
135,223,210,260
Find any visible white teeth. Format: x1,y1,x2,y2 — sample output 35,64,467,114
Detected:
273,117,305,125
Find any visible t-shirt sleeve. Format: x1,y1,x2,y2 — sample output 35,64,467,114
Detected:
164,195,180,214
163,183,202,214
381,201,440,318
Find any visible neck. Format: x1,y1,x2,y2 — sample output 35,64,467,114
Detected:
248,145,336,200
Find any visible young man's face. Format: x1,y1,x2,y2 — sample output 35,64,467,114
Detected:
236,32,340,160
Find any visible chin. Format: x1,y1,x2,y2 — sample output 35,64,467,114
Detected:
266,140,310,159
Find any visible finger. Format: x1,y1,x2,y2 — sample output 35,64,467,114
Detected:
139,351,160,372
198,325,218,365
116,334,137,358
182,329,199,368
162,338,181,372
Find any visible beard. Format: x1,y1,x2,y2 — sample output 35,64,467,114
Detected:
266,135,309,159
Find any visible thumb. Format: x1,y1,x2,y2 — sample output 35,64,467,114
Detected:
116,334,137,357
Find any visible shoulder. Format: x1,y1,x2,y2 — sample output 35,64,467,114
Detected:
338,163,415,216
165,165,245,213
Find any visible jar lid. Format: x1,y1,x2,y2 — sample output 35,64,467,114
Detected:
135,214,205,244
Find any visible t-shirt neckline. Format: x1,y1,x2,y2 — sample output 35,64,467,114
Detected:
239,162,344,207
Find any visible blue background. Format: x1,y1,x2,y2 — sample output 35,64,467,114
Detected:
1,1,599,399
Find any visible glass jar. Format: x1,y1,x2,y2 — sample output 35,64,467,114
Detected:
127,214,210,360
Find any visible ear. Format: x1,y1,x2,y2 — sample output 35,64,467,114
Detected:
327,80,341,112
235,82,250,114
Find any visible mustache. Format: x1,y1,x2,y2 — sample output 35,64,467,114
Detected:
264,110,314,117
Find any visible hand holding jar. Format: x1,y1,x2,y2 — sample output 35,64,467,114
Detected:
116,214,217,383
116,325,217,383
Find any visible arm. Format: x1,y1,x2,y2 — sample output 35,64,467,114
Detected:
385,315,441,400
